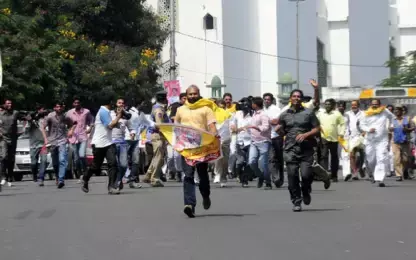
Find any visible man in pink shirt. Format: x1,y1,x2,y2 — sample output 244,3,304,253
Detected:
247,97,272,189
66,98,93,180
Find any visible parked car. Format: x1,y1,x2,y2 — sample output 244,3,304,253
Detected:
14,130,54,181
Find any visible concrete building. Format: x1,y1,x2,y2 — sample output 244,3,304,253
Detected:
146,0,415,99
395,0,416,58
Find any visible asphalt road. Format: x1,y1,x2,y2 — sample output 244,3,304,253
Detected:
1,177,416,260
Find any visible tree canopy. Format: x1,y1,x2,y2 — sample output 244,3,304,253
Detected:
0,0,168,110
383,50,416,87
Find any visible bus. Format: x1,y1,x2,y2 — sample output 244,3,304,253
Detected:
359,86,416,114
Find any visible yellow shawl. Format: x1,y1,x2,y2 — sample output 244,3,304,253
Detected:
225,104,237,113
364,106,386,116
185,98,232,124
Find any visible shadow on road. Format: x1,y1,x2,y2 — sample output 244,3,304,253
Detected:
303,208,343,212
195,213,257,218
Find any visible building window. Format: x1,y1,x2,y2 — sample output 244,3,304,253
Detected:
317,38,328,88
203,13,215,30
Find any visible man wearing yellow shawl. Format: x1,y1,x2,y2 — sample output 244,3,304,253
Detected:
359,99,394,187
174,85,219,218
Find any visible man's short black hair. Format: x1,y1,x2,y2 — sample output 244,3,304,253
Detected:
337,100,346,107
252,97,264,109
73,96,81,102
36,104,45,111
179,93,186,99
371,99,381,105
290,89,304,98
262,93,274,100
325,98,336,106
223,93,232,99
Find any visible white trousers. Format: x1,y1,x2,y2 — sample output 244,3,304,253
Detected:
365,139,389,182
341,148,350,177
228,134,237,173
388,142,394,172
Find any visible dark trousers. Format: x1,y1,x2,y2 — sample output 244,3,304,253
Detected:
271,136,285,181
319,139,339,179
234,145,250,184
0,140,17,182
285,149,314,206
83,144,118,190
182,158,210,207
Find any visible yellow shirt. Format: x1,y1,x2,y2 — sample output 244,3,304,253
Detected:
175,106,216,131
317,110,345,142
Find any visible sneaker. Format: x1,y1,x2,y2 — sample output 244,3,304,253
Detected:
129,182,142,189
213,175,220,184
242,183,249,188
77,175,83,184
324,178,331,190
377,182,386,187
344,174,352,182
0,179,5,186
57,182,65,189
202,196,211,210
160,175,167,182
39,181,45,187
359,169,366,178
220,183,227,188
7,182,13,187
81,181,89,193
257,178,264,188
274,179,284,188
264,184,272,190
396,177,403,182
183,205,195,218
292,205,302,212
108,187,120,195
151,181,165,187
303,193,311,205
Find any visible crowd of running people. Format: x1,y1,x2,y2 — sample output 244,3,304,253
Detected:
0,79,414,215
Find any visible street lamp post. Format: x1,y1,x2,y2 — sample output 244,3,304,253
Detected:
289,0,305,89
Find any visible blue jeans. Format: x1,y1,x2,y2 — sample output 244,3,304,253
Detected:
30,146,48,181
115,143,128,183
182,157,210,207
50,144,68,183
127,140,139,180
70,141,87,174
248,142,271,184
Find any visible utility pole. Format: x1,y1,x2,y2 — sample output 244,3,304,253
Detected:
169,0,176,81
290,0,304,89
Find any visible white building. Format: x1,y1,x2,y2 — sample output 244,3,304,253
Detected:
146,0,416,99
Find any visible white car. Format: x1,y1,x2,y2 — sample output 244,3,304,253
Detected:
14,131,54,181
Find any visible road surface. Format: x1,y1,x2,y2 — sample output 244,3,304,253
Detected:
1,177,415,260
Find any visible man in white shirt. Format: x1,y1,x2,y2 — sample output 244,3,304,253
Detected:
343,100,365,181
230,98,252,187
359,99,395,187
81,94,123,194
263,93,284,188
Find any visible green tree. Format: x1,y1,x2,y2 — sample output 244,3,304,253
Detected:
0,0,168,110
383,50,416,87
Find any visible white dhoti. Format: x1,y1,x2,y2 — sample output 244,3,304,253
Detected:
341,148,350,177
365,139,389,182
388,142,394,172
